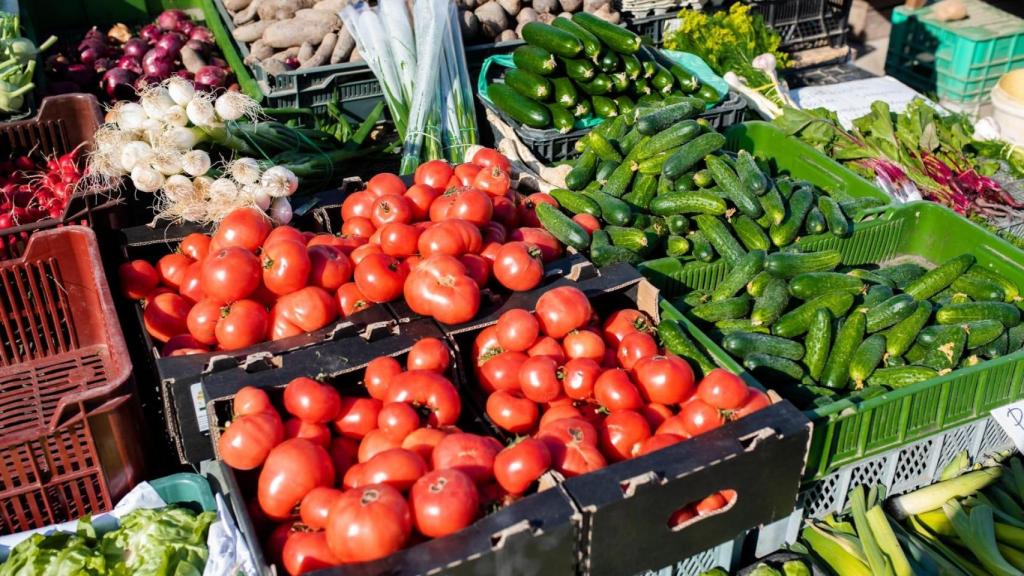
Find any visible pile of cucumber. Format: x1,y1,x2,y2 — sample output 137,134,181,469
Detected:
487,13,720,133
680,252,1024,407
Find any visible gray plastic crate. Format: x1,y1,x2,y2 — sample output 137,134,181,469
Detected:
637,533,744,576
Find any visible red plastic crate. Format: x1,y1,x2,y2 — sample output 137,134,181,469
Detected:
0,226,141,535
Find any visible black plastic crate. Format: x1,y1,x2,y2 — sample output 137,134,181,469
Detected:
627,11,680,47
746,0,853,53
784,61,875,88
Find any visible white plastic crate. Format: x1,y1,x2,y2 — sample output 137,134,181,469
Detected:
638,534,744,576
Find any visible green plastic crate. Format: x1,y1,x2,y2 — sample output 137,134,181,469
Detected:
885,0,1024,103
150,473,216,513
645,201,1024,481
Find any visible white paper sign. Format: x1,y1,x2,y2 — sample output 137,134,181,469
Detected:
789,76,929,128
990,399,1024,452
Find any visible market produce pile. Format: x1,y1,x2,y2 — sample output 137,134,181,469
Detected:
0,146,86,236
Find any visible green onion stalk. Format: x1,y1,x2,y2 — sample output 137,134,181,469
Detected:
439,1,477,164
399,0,447,174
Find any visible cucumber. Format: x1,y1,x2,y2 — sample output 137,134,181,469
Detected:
726,215,767,252
821,310,865,390
745,353,804,380
550,189,599,216
590,231,643,266
769,187,813,247
591,94,618,117
818,196,851,238
951,274,1005,302
765,250,843,278
961,319,1005,348
551,16,602,59
547,104,575,132
936,301,1021,327
849,334,886,387
759,186,786,226
581,73,614,96
489,83,550,129
696,82,719,104
839,197,887,221
583,189,632,225
847,268,896,289
665,214,690,235
711,250,765,301
572,98,593,119
692,169,713,188
561,57,596,82
691,294,752,322
594,50,617,73
614,95,635,117
551,77,578,108
747,271,773,298
606,225,655,253
863,284,894,307
921,327,966,371
522,22,584,58
588,133,623,163
865,294,918,333
689,231,716,262
565,151,598,191
666,235,690,257
722,331,804,361
658,319,715,375
602,161,634,198
694,214,746,266
622,173,658,212
905,344,926,364
876,263,928,290
536,203,590,250
572,12,641,54
805,308,833,381
788,272,865,300
972,330,1009,359
595,159,617,183
868,366,938,388
904,254,976,300
751,278,790,327
652,65,675,94
621,53,642,79
715,319,770,335
706,155,762,219
966,266,1020,303
681,289,710,309
649,191,727,216
804,206,827,235
658,173,675,196
513,45,558,76
619,128,644,156
885,355,907,368
773,292,855,338
636,101,697,135
662,132,726,180
632,78,652,97
734,150,769,197
882,301,932,357
636,120,701,160
641,60,656,78
673,173,697,192
775,179,795,199
637,151,678,175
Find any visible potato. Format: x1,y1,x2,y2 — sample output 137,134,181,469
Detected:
514,20,528,37
532,0,558,14
582,0,609,11
313,0,347,10
558,0,581,13
497,0,520,17
557,10,573,19
498,29,518,42
261,59,290,75
458,0,478,9
593,4,619,23
233,19,271,43
474,2,509,39
295,8,341,28
233,0,263,24
298,41,315,62
244,40,274,65
460,9,481,41
331,26,355,64
300,32,335,68
224,0,252,11
263,18,335,48
537,12,555,23
517,6,537,23
258,0,311,21
349,48,363,62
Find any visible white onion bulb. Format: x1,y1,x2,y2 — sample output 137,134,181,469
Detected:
270,197,293,224
131,165,165,193
260,165,299,198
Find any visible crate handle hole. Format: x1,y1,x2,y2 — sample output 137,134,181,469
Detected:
665,489,738,532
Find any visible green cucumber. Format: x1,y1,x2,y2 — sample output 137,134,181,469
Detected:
746,271,773,298
681,289,710,309
966,266,1020,303
847,268,896,289
636,101,697,135
751,278,790,327
711,250,765,301
641,60,656,78
572,98,593,119
666,235,690,257
621,54,642,79
936,301,1021,327
619,128,644,156
745,353,804,380
583,189,631,225
551,16,602,59
731,214,771,251
667,62,699,93
636,120,701,160
652,64,675,94
1008,324,1024,352
489,83,550,129
882,301,932,357
637,150,678,175
591,94,618,118
622,173,658,212
536,202,590,250
565,151,598,191
863,285,894,307
689,231,716,262
707,155,762,219
773,292,855,338
971,330,1009,359
597,50,619,73
602,161,634,198
522,22,583,58
662,132,726,180
715,319,769,335
588,133,622,163
692,169,713,188
673,172,697,192
658,173,675,196
849,334,886,387
865,294,918,333
951,274,1005,302
921,327,966,371
550,189,599,216
649,191,727,216
595,159,617,183
904,254,976,300
839,197,886,221
614,95,635,117
788,272,865,300
551,77,578,108
734,150,768,197
962,319,1005,348
580,75,614,97
658,319,715,375
722,331,804,361
606,225,655,253
804,206,827,235
590,230,642,266
759,186,786,226
691,294,752,323
572,12,641,54
804,308,833,381
696,82,719,104
868,366,938,388
513,45,558,76
769,187,813,247
632,78,652,96
884,355,907,368
561,57,596,82
876,263,928,289
821,310,865,390
694,214,746,266
818,196,851,238
665,214,690,235
547,104,574,132
765,250,843,278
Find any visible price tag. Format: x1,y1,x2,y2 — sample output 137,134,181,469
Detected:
191,381,209,433
990,399,1024,453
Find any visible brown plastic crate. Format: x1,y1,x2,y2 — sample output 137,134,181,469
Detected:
0,226,141,535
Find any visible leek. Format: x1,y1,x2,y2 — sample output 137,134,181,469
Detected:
908,515,989,576
1000,544,1024,572
988,485,1024,521
802,523,872,576
941,451,971,481
867,505,913,576
888,467,1003,520
945,501,1024,576
996,522,1024,550
890,516,970,576
851,485,895,575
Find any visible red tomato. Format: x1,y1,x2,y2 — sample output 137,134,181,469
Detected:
282,530,338,576
668,506,698,528
491,196,518,229
538,418,606,477
234,386,273,416
634,354,696,405
378,402,420,441
266,522,295,567
325,484,411,563
157,252,192,289
563,330,606,362
162,334,207,356
404,254,480,324
179,233,211,261
405,184,442,221
262,240,311,296
493,242,544,292
602,309,654,347
309,234,366,255
342,217,376,239
336,282,373,318
473,166,511,196
527,336,568,363
539,404,583,429
218,411,284,470
119,259,159,299
477,351,528,393
341,190,376,221
415,160,454,189
370,194,414,228
357,429,403,463
509,228,563,263
655,413,694,439
635,433,683,457
617,331,659,371
307,245,353,292
519,355,562,403
470,148,511,172
424,220,484,256
493,438,551,495
562,358,601,400
697,369,750,410
518,193,557,228
732,388,770,420
453,163,482,187
275,286,338,334
535,287,592,338
354,253,409,303
285,418,332,447
385,371,461,426
349,243,382,265
212,207,272,252
538,417,598,444
334,397,383,439
378,222,422,258
179,261,204,302
594,369,644,412
201,247,261,304
186,298,221,346
678,398,725,436
144,292,191,342
407,337,450,373
300,487,343,531
696,492,730,515
356,448,428,492
364,356,403,400
402,427,450,463
599,410,651,461
572,214,600,234
640,403,674,430
284,377,342,423
329,436,358,479
432,433,501,484
495,308,540,352
265,226,309,250
258,438,336,519
473,325,503,360
429,187,493,226
486,389,539,434
410,469,480,537
460,254,490,287
366,173,407,197
216,299,269,350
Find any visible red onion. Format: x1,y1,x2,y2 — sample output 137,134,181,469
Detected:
123,37,148,59
135,75,162,90
194,66,227,91
185,39,211,57
156,9,189,31
79,46,103,66
177,20,196,36
156,32,186,56
283,56,300,70
101,68,138,100
142,50,173,79
116,55,143,75
209,56,228,69
93,57,115,74
140,24,161,44
174,70,195,81
189,26,214,44
64,63,96,87
45,53,69,75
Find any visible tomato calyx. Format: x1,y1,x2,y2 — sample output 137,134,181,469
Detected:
360,488,382,505
477,347,504,366
427,475,451,494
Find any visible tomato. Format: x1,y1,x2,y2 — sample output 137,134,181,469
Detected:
429,187,493,226
385,371,461,426
342,190,376,221
299,490,341,538
369,194,414,228
561,358,601,400
599,410,651,461
535,287,592,339
473,325,503,360
602,309,654,347
518,193,557,228
212,207,272,253
519,356,562,403
527,336,568,364
634,354,695,405
417,221,478,258
341,216,376,239
453,163,482,187
144,292,191,342
157,252,192,290
201,247,261,304
410,469,480,538
678,398,725,436
404,254,480,324
617,331,659,371
495,308,539,353
732,388,770,420
285,418,332,447
284,377,342,424
538,418,605,477
356,448,428,492
186,298,221,346
259,438,336,520
366,172,407,197
493,242,544,292
415,160,454,189
364,356,402,400
696,368,750,410
282,530,338,576
179,233,211,261
336,282,373,318
407,337,450,373
275,286,338,334
261,240,310,296
491,196,518,229
477,351,527,393
306,245,353,292
473,166,511,196
326,484,411,563
594,369,644,412
119,260,159,300
349,243,382,266
572,213,600,234
326,440,356,487
405,184,442,221
654,413,694,439
179,261,204,302
635,433,683,457
471,148,511,172
493,438,550,495
538,404,581,429
640,403,674,430
432,433,501,484
563,330,606,362
233,386,273,417
459,254,490,287
509,227,563,263
264,226,307,250
343,462,367,489
377,402,420,441
216,299,269,350
357,429,403,463
375,222,419,258
354,253,409,303
162,334,207,356
486,389,539,434
334,396,383,439
309,234,366,256
668,506,698,528
538,417,598,444
218,411,284,470
402,427,450,463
